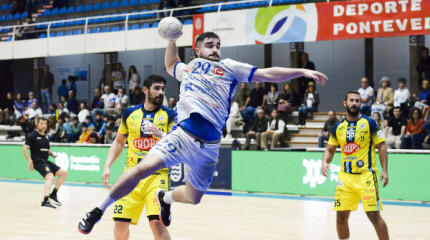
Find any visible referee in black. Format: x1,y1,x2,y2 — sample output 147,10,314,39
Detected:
22,117,68,209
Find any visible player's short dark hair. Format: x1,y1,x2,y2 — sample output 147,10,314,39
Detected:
143,75,166,89
37,117,48,124
195,32,220,48
345,90,360,101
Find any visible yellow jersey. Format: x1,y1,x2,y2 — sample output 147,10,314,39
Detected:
118,104,176,172
328,115,385,174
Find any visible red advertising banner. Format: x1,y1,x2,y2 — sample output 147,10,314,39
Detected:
316,0,430,41
192,14,204,48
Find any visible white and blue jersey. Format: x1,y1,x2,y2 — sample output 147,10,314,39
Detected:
174,58,257,135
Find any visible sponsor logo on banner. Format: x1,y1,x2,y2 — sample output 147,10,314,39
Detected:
55,152,100,172
303,159,341,188
133,138,159,151
343,143,361,155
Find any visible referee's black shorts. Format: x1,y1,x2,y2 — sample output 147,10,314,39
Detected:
33,159,60,177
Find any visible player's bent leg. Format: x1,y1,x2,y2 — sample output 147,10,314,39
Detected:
365,211,389,240
54,169,68,189
172,181,205,205
113,221,130,240
336,211,351,240
149,219,171,240
44,173,55,196
110,154,166,200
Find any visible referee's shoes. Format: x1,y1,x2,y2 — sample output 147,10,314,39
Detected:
41,200,56,209
49,194,62,206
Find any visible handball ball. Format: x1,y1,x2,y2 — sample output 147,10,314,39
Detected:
158,17,182,42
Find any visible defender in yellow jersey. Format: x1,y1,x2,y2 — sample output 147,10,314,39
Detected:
101,75,175,240
322,91,389,240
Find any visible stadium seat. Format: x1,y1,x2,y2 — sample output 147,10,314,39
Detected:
91,27,101,33
39,33,47,38
151,22,158,28
59,7,67,14
84,4,93,11
65,30,73,36
94,2,102,10
76,5,84,12
101,26,110,32
120,25,126,31
101,14,111,22
7,36,12,41
56,32,64,37
101,2,110,9
1,3,8,10
117,12,127,21
20,12,28,18
120,0,129,7
183,19,193,25
6,13,13,20
13,12,21,20
141,23,150,29
36,22,48,29
129,0,139,5
42,8,51,16
89,16,102,24
49,32,55,37
73,29,82,35
111,26,120,32
130,24,139,30
128,10,139,19
0,15,5,22
139,0,149,4
111,1,120,8
51,8,59,15
67,6,75,14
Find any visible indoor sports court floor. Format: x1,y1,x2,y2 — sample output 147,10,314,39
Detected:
0,179,429,240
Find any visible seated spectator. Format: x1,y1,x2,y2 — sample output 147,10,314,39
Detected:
14,93,26,120
101,85,116,117
412,79,430,121
168,97,176,110
358,77,374,116
78,103,90,123
91,88,103,122
112,63,125,94
57,79,69,102
78,123,92,143
84,115,95,128
298,83,319,126
372,112,384,129
261,109,287,150
60,95,68,108
240,82,267,126
224,100,243,139
130,86,145,106
128,65,140,95
371,76,394,120
49,104,57,116
93,113,104,132
401,108,425,149
0,92,14,125
46,117,57,140
318,110,339,148
84,132,101,144
52,117,65,142
67,90,79,115
26,91,38,109
277,82,300,121
266,83,279,114
98,116,115,137
68,117,82,143
56,102,69,119
25,101,43,120
115,88,128,116
422,118,430,148
62,115,72,140
384,107,407,149
393,77,411,117
103,125,116,144
244,108,268,150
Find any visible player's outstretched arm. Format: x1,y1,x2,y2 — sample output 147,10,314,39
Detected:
252,67,328,86
22,145,33,172
321,144,337,177
376,142,389,188
102,133,127,189
165,41,181,77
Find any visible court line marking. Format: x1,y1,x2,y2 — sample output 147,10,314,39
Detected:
1,178,429,208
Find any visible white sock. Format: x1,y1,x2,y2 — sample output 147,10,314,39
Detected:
97,192,117,213
163,191,175,204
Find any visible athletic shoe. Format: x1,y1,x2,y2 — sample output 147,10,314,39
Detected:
41,200,56,209
156,189,171,227
49,195,62,206
78,208,103,234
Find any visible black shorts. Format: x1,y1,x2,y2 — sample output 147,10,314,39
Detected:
33,159,60,177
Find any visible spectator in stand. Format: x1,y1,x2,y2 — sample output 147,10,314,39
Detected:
60,95,68,109
244,108,268,150
57,79,69,102
130,86,145,106
41,65,54,114
49,104,57,117
224,99,243,139
0,92,14,125
112,63,125,94
168,97,176,110
103,125,116,144
78,123,92,143
20,113,36,138
358,77,374,116
56,102,69,119
422,119,430,148
91,88,103,122
237,82,250,110
61,115,72,140
27,91,38,109
417,47,430,88
371,76,394,120
25,101,43,120
318,110,339,148
115,87,128,116
52,117,65,142
67,90,79,115
84,115,95,128
266,83,279,114
393,77,411,118
372,112,384,130
384,107,407,149
128,65,140,95
14,93,26,119
67,117,82,143
298,83,319,126
101,85,116,117
412,79,430,121
277,82,300,121
68,76,77,94
401,108,425,149
78,103,90,123
98,115,113,137
84,132,101,144
158,0,177,18
298,52,316,100
241,82,267,125
93,113,103,132
261,109,287,150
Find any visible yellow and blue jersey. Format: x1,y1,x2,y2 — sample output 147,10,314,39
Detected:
118,104,176,172
328,115,385,174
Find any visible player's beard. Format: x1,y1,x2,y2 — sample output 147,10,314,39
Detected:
346,105,360,117
148,93,163,107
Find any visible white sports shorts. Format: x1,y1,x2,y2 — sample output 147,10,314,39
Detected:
149,126,220,192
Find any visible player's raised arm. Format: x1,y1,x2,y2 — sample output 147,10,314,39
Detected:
321,144,337,177
376,142,389,188
252,67,328,86
165,41,181,77
102,133,127,189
